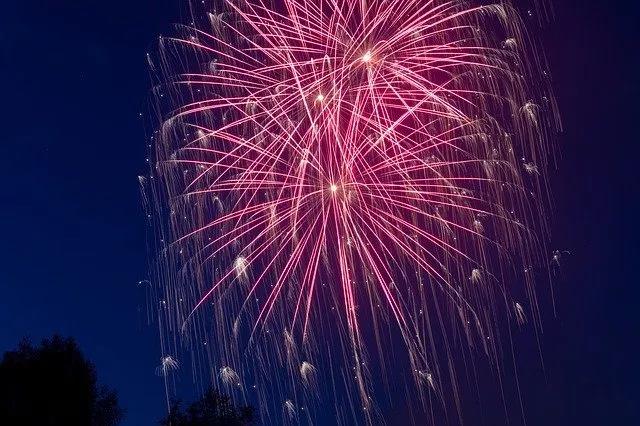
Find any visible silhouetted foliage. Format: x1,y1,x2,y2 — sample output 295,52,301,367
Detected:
160,388,255,426
0,335,124,425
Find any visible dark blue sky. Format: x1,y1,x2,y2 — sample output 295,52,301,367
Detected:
0,1,638,425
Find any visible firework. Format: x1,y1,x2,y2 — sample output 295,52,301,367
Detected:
145,0,559,423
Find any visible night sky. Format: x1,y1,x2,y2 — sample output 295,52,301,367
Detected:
0,1,638,425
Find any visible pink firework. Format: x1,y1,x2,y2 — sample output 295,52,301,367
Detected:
146,0,559,423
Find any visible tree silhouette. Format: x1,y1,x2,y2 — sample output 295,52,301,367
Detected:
0,335,124,425
160,388,255,426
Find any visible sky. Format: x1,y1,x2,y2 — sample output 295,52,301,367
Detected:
0,0,638,425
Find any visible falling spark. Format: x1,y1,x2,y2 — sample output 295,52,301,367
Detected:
470,269,482,284
515,302,527,325
234,256,249,282
418,370,435,389
523,162,540,175
300,361,316,384
283,400,297,420
220,366,241,387
156,355,179,377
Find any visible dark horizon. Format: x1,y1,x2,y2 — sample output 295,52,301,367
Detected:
0,0,638,424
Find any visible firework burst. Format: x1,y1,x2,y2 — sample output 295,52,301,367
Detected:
145,0,559,423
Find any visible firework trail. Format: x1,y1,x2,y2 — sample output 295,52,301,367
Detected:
144,0,559,423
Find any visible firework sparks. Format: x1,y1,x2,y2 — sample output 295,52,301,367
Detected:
156,355,179,377
146,0,559,422
283,399,297,420
299,361,316,388
514,302,527,325
220,366,241,387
